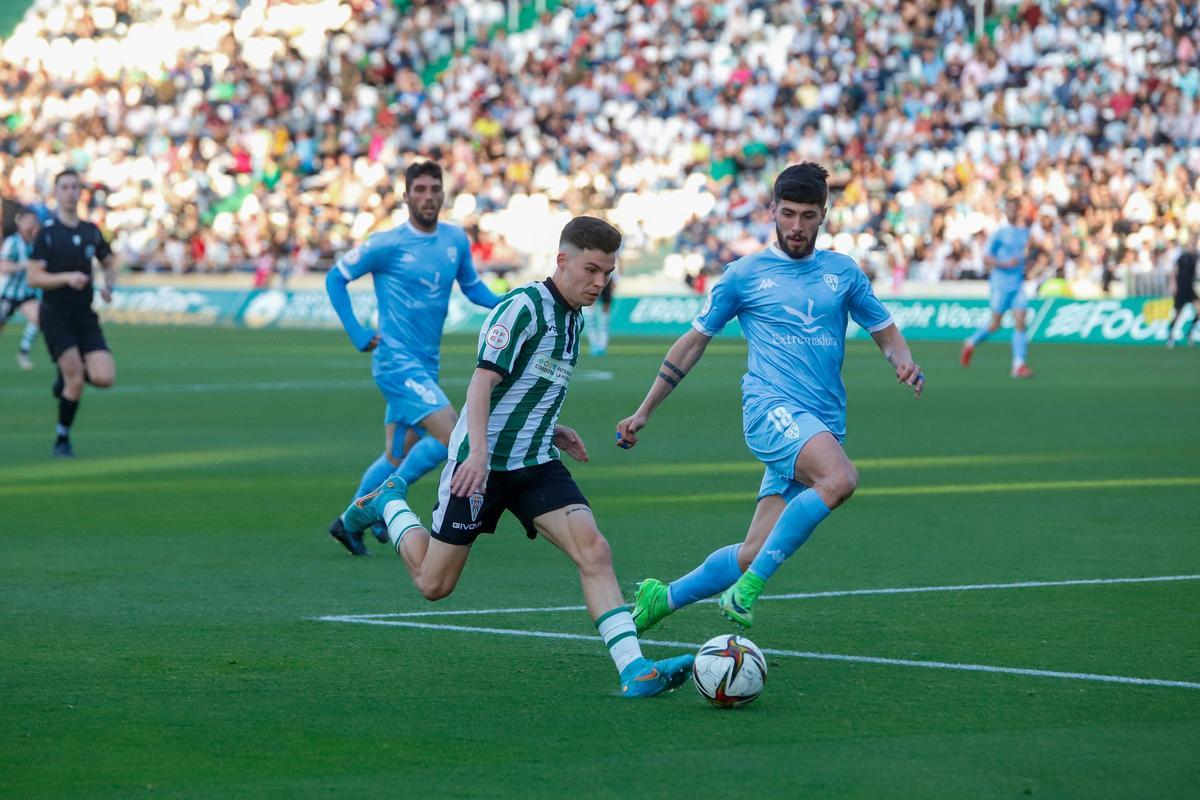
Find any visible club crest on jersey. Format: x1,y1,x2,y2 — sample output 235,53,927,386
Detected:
469,492,484,521
85,244,95,259
823,274,839,292
446,246,458,262
486,323,510,349
72,234,81,246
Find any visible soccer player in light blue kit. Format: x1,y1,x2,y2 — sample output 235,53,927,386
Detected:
617,163,925,630
960,198,1035,378
325,161,501,555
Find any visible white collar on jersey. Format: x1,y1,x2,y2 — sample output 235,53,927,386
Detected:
405,220,438,238
769,243,816,262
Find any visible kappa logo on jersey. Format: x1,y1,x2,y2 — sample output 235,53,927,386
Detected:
85,244,95,259
469,492,484,521
758,278,778,291
823,274,839,292
401,253,417,263
781,299,823,334
486,323,510,349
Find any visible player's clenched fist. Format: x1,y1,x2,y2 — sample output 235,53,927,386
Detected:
615,413,646,449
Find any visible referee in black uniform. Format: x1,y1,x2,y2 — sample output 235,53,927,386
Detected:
26,169,117,457
1167,243,1199,349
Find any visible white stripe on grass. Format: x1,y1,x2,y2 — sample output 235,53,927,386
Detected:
315,616,1200,691
330,573,1200,620
316,573,1200,690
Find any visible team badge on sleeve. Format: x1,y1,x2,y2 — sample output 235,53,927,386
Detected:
344,247,362,265
486,324,510,349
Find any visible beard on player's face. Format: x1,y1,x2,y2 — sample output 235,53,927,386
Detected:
775,221,817,259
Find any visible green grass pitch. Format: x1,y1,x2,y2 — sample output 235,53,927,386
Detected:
1,326,1198,798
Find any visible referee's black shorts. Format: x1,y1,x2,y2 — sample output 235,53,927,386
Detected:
430,459,589,546
41,304,109,361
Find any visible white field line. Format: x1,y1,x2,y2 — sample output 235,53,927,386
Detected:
314,616,1200,691
315,573,1200,691
327,573,1200,620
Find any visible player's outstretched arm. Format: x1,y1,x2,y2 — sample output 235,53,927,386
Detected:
616,328,712,448
324,268,379,351
451,367,503,497
870,323,924,398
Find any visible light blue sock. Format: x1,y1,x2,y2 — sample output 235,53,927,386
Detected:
397,436,448,485
353,453,396,501
667,544,741,610
1012,328,1028,365
19,322,38,353
967,324,991,347
747,489,831,581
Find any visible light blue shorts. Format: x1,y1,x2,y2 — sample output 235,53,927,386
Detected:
743,397,840,500
376,368,450,427
990,272,1029,313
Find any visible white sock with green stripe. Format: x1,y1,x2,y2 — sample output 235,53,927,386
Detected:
595,606,643,674
383,500,423,553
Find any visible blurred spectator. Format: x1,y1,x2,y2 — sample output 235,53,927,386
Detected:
0,0,1197,299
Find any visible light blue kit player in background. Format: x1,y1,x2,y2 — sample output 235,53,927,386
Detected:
617,163,926,630
325,161,501,555
960,197,1035,378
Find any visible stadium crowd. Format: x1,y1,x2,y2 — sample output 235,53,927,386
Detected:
1,0,1198,295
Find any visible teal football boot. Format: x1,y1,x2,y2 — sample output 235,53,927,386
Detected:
619,654,694,698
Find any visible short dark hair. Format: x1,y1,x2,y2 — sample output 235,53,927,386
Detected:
559,216,622,254
13,205,34,218
54,168,81,187
773,162,829,207
404,161,443,192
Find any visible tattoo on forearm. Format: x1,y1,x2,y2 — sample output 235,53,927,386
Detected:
565,505,589,517
657,370,679,387
662,359,686,379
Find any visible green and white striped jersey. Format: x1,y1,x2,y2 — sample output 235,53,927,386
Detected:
450,278,584,471
1,234,37,302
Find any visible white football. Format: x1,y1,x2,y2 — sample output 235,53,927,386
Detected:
692,634,768,708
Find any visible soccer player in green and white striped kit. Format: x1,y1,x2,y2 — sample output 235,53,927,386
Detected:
341,216,694,697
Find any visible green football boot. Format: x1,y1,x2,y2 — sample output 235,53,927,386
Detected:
342,475,409,534
717,572,766,629
632,578,673,635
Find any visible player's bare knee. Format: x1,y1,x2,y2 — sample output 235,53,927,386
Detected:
819,466,858,508
418,577,455,602
576,530,613,573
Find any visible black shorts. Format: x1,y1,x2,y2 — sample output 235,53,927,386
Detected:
41,304,109,361
430,459,589,545
0,295,37,325
1175,292,1197,311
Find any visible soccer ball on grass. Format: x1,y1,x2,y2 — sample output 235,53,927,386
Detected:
692,634,767,708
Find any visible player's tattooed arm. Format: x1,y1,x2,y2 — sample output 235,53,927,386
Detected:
656,358,687,388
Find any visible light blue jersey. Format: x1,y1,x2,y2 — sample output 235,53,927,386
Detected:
986,225,1031,312
694,245,893,440
327,220,500,427
334,221,497,376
